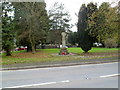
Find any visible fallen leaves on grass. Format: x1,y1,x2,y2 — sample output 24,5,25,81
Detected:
11,51,52,58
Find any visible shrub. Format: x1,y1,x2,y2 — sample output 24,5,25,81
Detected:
104,38,117,48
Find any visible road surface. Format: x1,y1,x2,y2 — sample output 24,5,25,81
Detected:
2,62,119,88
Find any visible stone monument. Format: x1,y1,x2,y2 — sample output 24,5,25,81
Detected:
59,32,69,55
61,32,66,48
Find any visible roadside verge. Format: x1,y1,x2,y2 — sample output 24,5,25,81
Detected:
1,57,118,71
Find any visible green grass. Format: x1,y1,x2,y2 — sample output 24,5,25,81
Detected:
37,48,61,53
1,50,26,56
38,47,118,53
89,48,118,52
2,47,118,65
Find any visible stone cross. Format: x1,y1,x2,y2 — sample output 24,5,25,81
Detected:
61,32,66,48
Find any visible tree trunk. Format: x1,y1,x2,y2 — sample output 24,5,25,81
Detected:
6,48,11,56
27,44,32,52
41,43,45,49
29,30,36,54
31,43,35,54
30,36,36,54
84,51,88,53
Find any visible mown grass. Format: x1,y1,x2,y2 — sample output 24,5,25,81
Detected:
89,48,118,52
2,47,118,65
38,47,118,53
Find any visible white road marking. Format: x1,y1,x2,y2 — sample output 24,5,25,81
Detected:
2,80,70,88
1,62,118,72
1,67,54,72
60,80,70,83
100,74,119,78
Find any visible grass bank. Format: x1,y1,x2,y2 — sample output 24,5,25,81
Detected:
2,47,118,65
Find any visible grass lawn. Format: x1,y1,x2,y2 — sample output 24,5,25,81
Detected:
2,47,118,65
38,47,118,53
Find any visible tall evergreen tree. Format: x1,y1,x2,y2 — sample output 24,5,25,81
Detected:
77,3,96,52
49,2,71,31
2,2,15,56
0,3,2,53
47,2,71,46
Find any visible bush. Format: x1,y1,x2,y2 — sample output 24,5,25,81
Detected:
104,38,117,48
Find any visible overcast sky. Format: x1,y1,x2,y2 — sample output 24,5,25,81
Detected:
44,0,118,32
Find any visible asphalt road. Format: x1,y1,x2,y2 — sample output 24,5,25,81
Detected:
2,62,119,88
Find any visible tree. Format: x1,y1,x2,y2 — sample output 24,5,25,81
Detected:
77,3,97,52
68,31,78,45
47,2,71,46
2,2,15,56
13,2,49,53
0,3,2,53
103,5,118,47
47,30,62,45
117,1,120,47
87,2,119,47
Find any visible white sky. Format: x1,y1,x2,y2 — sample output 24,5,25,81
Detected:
44,0,118,32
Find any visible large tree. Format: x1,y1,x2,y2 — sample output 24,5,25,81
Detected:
2,2,15,56
47,2,71,46
0,3,2,53
118,1,120,47
77,3,97,52
13,2,49,53
87,2,119,47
